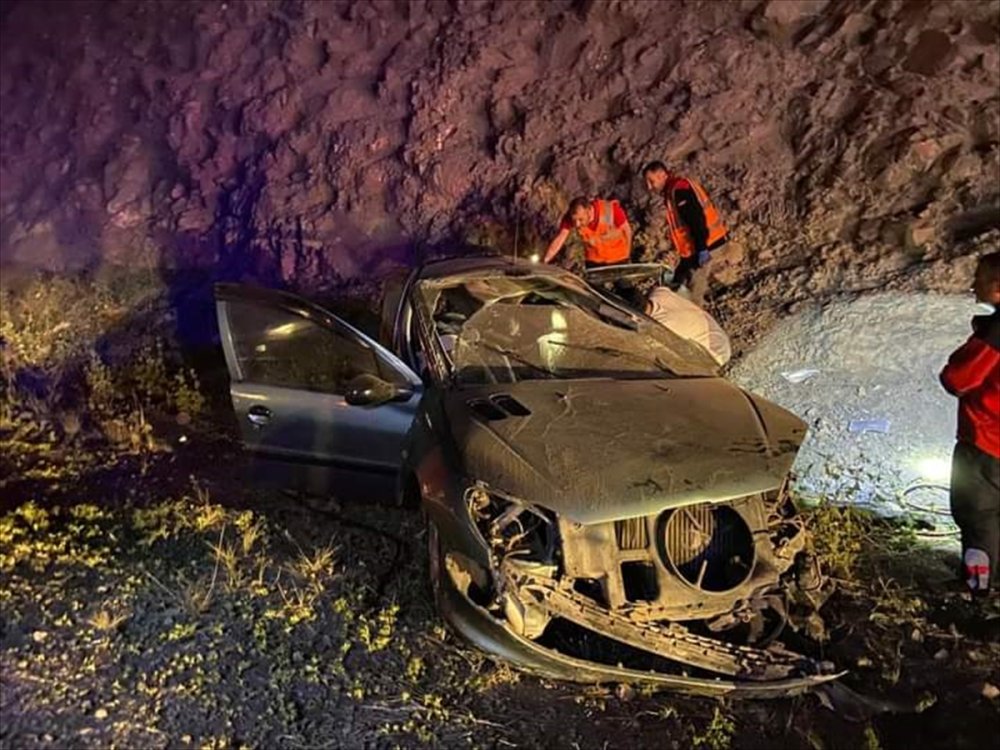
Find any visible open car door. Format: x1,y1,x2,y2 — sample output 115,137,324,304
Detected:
583,262,672,289
214,284,422,498
583,262,674,312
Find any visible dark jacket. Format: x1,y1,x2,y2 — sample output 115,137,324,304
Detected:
940,310,1000,458
673,185,709,254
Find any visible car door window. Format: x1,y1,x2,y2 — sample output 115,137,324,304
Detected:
225,300,379,394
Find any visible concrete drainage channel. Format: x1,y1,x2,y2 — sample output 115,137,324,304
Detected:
730,291,982,538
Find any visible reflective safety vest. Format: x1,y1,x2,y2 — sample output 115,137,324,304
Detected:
664,177,727,259
577,199,630,265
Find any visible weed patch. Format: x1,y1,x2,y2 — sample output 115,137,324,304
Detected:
1,272,209,484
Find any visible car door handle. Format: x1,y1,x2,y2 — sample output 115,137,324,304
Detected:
247,405,272,426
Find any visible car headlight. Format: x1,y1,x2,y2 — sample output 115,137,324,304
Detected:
464,483,557,565
464,483,557,639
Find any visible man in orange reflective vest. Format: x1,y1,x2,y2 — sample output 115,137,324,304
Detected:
543,196,633,268
642,161,728,287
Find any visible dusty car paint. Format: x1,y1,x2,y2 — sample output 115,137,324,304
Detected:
442,379,805,524
216,256,839,697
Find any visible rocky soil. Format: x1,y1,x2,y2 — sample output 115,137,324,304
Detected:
2,0,999,339
731,290,975,522
2,424,999,750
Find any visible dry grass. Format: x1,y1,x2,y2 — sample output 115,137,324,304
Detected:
1,271,206,466
2,271,998,750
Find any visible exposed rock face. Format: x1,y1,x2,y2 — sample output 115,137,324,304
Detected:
1,0,998,339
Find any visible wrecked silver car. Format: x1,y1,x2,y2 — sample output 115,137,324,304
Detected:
214,256,839,697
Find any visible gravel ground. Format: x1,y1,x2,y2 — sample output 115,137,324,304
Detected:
731,291,980,534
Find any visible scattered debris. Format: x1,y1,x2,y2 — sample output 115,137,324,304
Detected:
814,682,934,722
847,418,891,435
780,369,820,384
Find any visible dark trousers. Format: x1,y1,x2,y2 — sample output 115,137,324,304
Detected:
672,236,727,287
950,441,1000,588
672,255,699,287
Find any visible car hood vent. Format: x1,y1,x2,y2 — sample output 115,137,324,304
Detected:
468,394,531,421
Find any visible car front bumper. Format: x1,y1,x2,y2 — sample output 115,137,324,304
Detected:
436,557,843,699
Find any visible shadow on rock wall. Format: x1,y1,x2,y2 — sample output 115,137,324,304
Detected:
1,0,999,345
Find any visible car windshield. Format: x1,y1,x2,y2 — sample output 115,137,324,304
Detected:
417,273,718,384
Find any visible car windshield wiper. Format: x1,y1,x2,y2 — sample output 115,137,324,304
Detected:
544,339,677,376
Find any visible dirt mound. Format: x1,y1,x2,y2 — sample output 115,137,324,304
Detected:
1,0,998,332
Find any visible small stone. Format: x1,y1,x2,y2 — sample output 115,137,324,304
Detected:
982,683,1000,700
857,656,872,667
839,12,875,45
903,29,954,76
764,0,829,27
909,223,936,248
933,648,949,660
31,630,48,643
94,708,108,720
910,628,923,643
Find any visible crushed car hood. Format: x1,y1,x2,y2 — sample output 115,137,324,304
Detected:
445,378,806,525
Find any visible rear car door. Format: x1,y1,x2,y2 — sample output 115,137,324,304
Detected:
214,284,422,497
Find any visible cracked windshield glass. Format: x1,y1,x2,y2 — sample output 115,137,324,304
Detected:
420,275,718,384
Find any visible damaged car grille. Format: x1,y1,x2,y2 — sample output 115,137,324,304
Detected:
614,517,648,551
460,481,834,691
558,495,788,617
507,563,824,682
662,505,755,592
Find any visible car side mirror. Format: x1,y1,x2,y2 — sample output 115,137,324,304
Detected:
344,373,413,407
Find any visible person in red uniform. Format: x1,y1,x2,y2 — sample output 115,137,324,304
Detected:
543,196,633,267
940,251,1000,594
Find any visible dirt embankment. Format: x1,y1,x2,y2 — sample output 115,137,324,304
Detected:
1,0,999,339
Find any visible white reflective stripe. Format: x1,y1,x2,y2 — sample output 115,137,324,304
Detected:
593,201,622,240
599,200,614,228
689,180,724,231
